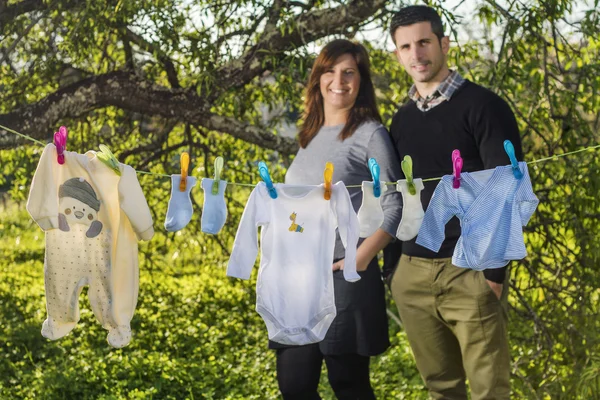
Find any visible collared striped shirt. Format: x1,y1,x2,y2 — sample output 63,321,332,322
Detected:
408,70,465,111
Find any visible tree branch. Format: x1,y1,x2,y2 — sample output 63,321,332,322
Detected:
212,0,386,97
120,120,178,160
0,70,298,154
0,12,45,64
0,0,85,33
0,0,43,32
124,28,180,88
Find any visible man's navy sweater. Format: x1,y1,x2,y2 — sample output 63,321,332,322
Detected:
388,80,524,283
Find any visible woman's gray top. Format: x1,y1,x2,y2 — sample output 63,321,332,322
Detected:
286,120,403,260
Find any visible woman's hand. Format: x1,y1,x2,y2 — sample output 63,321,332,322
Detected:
332,258,369,272
332,259,345,271
333,230,394,272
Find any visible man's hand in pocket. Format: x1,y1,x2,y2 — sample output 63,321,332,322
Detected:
486,280,503,300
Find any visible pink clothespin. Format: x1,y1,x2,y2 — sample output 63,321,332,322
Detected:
54,126,68,165
452,149,463,189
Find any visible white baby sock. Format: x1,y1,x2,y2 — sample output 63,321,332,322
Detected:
396,178,425,240
164,175,197,232
201,178,228,234
357,181,387,238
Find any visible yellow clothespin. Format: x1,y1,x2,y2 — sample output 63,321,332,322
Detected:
179,152,190,192
97,144,122,176
211,156,224,195
324,162,334,200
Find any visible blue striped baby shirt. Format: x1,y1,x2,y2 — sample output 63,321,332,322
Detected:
415,161,538,270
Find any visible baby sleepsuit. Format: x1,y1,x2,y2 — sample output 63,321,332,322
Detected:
27,144,154,348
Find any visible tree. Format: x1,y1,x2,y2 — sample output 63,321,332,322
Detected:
1,0,599,398
0,0,391,154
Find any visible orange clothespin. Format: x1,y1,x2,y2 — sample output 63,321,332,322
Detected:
324,162,334,200
179,152,190,192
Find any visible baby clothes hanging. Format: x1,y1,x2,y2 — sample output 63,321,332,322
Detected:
395,178,425,240
27,143,154,348
164,174,197,232
200,178,228,234
356,181,386,238
416,161,538,270
227,181,360,346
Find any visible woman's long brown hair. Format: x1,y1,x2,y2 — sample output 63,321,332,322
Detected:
298,39,382,148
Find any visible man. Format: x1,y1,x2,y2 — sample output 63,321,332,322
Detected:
386,5,523,400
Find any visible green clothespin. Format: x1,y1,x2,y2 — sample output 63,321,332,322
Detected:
97,144,122,176
211,156,224,195
401,155,416,195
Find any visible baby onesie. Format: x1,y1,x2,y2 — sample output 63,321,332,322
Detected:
227,181,360,346
27,144,154,348
416,161,539,270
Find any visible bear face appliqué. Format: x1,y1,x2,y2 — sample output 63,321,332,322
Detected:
57,177,103,238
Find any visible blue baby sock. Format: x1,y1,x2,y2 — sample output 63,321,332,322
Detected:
201,178,227,234
164,175,197,232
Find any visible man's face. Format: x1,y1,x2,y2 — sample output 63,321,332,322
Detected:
393,21,449,84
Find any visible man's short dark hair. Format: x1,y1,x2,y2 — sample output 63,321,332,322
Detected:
389,5,445,43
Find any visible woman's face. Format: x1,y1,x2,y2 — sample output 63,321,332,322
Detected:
319,53,361,113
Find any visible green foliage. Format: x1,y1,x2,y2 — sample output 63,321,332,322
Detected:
1,0,599,398
0,205,425,399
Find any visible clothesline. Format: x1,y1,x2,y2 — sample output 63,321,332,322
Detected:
1,123,599,188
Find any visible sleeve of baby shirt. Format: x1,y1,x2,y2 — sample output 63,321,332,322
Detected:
331,181,361,283
515,162,539,226
227,183,270,280
415,178,460,253
119,164,155,241
26,144,61,231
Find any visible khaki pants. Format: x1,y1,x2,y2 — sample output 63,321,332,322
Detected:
390,255,510,400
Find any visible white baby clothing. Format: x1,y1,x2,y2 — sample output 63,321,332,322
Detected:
356,181,386,238
395,178,425,240
416,161,538,270
227,181,360,346
27,144,154,348
201,178,228,234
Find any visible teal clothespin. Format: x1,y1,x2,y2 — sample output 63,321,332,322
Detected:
97,144,122,176
368,158,381,198
211,157,224,195
259,161,277,199
401,155,416,195
503,140,523,179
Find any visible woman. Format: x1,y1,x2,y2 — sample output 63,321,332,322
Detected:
277,39,403,399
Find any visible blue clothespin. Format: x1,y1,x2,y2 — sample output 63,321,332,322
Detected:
258,161,277,199
503,140,523,179
368,158,381,198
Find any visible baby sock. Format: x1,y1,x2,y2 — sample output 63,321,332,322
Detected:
164,175,197,232
201,178,228,234
357,181,387,238
396,178,425,240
